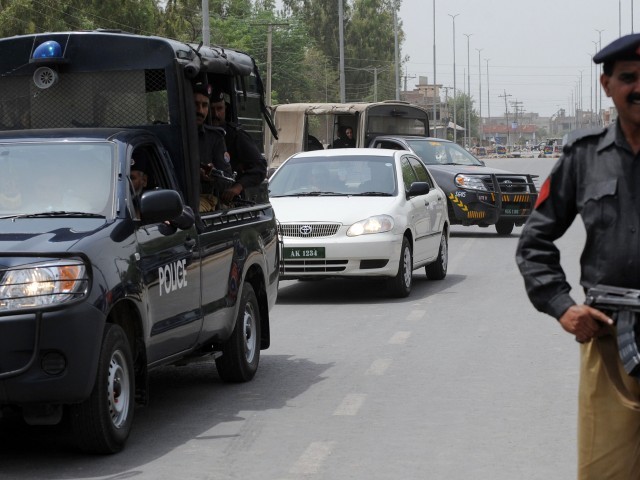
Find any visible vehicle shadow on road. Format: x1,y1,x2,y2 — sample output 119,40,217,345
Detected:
0,354,332,477
276,273,467,305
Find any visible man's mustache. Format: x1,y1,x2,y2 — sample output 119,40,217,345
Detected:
627,92,640,103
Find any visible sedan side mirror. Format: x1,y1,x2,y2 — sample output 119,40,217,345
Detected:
407,181,430,198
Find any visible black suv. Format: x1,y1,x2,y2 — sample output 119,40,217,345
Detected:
370,136,538,235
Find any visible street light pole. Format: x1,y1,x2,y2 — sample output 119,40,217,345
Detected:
595,29,604,125
476,48,483,144
432,0,437,137
448,13,459,143
485,58,490,124
464,33,472,147
338,0,345,102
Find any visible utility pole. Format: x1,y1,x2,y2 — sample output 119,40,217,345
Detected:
511,99,523,144
394,0,400,100
339,0,345,102
202,0,210,46
251,22,289,106
499,90,512,145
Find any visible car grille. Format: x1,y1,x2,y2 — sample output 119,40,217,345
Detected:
282,259,348,274
482,175,531,193
278,223,341,238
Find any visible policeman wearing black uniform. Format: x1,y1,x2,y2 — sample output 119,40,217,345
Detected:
194,82,232,176
516,34,640,479
208,87,267,203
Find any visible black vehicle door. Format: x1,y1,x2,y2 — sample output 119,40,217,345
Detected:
132,143,202,364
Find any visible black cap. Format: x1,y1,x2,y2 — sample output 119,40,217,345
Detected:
593,33,640,64
193,81,212,97
210,86,225,103
131,156,148,174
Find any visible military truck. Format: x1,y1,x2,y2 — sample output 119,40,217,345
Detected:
265,101,431,172
0,31,279,453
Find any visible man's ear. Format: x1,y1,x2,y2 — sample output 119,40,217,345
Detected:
600,73,612,98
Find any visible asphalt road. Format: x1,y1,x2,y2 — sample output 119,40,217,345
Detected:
0,156,587,480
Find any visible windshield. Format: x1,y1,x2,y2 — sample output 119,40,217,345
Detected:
0,142,115,217
406,139,483,166
269,155,397,196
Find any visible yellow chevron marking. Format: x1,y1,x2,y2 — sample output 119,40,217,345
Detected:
448,193,468,212
467,211,486,219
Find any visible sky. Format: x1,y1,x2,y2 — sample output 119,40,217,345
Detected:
398,0,630,118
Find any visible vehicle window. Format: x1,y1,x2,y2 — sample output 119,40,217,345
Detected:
0,142,115,216
406,140,445,165
401,157,418,191
446,142,483,166
269,155,396,196
408,157,434,188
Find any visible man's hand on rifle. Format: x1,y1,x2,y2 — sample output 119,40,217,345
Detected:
221,183,243,203
559,304,614,343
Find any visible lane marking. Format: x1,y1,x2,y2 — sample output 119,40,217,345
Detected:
406,309,426,322
333,393,366,416
389,331,411,344
366,358,392,376
289,441,335,475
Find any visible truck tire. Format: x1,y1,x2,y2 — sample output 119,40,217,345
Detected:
387,236,412,298
425,232,448,280
69,323,134,454
216,283,261,382
495,219,515,236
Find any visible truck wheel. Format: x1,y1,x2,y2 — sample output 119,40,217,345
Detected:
387,237,412,298
69,323,134,454
495,219,515,236
425,232,448,280
216,283,261,382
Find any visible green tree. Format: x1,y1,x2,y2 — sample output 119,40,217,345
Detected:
0,0,161,38
447,91,479,144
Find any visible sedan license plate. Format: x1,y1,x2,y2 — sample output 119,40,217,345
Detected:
284,247,325,259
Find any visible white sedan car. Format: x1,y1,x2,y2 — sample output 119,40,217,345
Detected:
268,148,449,297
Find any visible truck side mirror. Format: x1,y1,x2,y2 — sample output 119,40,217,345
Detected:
139,190,184,226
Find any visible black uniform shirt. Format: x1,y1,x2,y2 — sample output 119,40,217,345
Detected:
198,125,232,176
222,122,267,189
516,121,640,319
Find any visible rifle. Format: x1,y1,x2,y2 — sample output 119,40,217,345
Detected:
585,284,640,378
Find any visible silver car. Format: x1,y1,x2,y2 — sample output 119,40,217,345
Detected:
269,148,449,297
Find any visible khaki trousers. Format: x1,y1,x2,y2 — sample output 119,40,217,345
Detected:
578,333,640,479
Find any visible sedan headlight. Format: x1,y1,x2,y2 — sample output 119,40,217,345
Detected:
454,174,489,191
0,258,89,312
347,215,394,237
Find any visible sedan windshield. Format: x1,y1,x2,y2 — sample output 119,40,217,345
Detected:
0,142,115,217
269,155,397,197
406,139,483,167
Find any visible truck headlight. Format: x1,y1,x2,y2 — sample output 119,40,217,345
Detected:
454,174,489,191
347,215,394,236
0,259,89,312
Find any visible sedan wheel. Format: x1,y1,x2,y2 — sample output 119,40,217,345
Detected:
425,232,448,280
387,237,412,298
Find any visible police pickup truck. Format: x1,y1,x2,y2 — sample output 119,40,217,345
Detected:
0,31,279,453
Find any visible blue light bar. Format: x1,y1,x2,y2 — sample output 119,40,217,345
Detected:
32,40,63,60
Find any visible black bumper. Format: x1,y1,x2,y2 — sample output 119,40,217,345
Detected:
448,190,537,226
0,302,104,405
